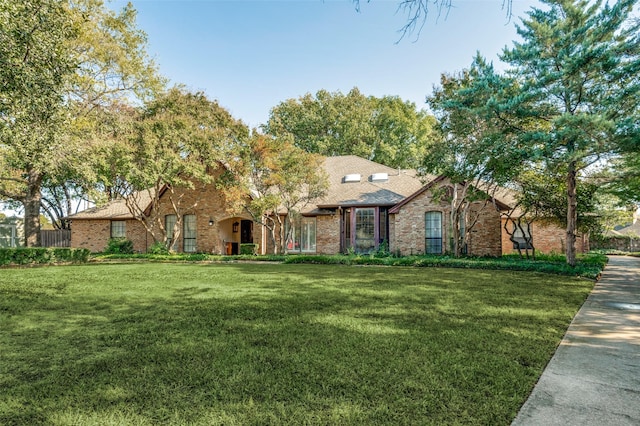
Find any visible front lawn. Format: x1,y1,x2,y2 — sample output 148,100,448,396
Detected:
0,263,593,425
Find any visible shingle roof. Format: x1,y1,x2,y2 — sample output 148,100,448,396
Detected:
616,221,640,237
303,155,429,213
67,156,519,220
65,190,156,220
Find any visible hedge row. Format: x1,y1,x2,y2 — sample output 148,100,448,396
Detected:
93,253,286,263
0,248,91,266
283,253,608,280
90,252,607,279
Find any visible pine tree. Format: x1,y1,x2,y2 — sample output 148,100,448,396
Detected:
500,0,640,266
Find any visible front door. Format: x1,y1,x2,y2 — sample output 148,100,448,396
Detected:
241,220,253,244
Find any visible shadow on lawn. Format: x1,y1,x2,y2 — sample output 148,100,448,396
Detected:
0,263,593,425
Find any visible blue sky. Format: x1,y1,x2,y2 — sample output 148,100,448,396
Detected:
110,0,538,128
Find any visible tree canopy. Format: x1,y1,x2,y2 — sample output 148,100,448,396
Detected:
426,0,640,265
0,0,162,245
102,87,249,247
238,132,328,254
264,88,438,169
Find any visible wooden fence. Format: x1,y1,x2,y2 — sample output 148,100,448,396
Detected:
40,230,71,247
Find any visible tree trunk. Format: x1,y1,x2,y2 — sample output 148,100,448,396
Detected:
566,161,578,267
450,183,460,257
23,170,43,247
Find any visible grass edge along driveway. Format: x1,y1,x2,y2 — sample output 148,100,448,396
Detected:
0,263,594,425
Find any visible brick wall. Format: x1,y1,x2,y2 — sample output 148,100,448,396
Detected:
316,214,340,254
501,219,587,254
70,177,264,253
391,186,503,257
70,219,147,253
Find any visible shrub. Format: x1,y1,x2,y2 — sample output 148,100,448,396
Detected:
240,243,258,255
0,248,90,266
104,238,134,254
148,241,170,255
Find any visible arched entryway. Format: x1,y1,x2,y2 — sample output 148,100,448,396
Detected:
219,217,253,255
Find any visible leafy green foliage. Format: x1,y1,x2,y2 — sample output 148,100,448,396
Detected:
264,88,438,168
0,263,593,424
0,248,90,266
92,253,287,263
604,153,640,206
93,251,606,279
427,0,640,266
240,243,258,255
0,0,163,245
147,241,170,255
500,0,640,266
238,132,328,254
517,169,602,234
0,0,77,245
104,238,134,254
105,88,250,246
426,56,526,187
284,253,606,279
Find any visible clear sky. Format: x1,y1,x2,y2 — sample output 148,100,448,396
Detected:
110,0,538,128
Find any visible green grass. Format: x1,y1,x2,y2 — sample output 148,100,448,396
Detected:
0,263,594,425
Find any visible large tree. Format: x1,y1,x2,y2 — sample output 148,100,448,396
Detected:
110,88,249,249
426,57,528,257
238,132,328,254
499,0,640,266
604,151,640,207
429,0,640,266
264,88,438,169
0,0,162,246
0,0,76,246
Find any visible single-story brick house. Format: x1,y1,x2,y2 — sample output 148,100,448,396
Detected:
66,155,583,256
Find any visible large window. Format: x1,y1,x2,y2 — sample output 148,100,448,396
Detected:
512,222,533,249
425,211,443,254
183,214,197,253
342,207,388,254
165,214,177,250
355,208,376,254
110,221,126,238
287,217,316,253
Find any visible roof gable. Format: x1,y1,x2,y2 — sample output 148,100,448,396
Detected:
65,189,157,220
389,177,511,214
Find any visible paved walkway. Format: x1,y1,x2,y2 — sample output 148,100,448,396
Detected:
512,255,640,425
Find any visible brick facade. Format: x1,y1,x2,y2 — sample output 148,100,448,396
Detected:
69,156,574,258
70,219,149,253
70,180,263,254
316,215,340,254
390,186,503,257
501,218,587,255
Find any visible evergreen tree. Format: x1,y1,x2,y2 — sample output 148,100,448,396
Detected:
500,0,640,266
